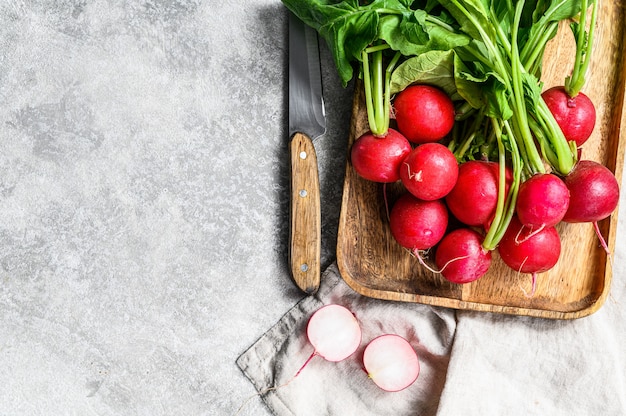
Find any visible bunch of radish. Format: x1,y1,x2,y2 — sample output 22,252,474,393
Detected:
352,79,618,293
352,85,495,285
346,0,619,293
285,0,618,293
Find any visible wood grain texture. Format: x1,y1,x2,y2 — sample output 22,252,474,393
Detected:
289,132,321,294
337,1,626,319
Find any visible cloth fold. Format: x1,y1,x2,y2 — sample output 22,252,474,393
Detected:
236,263,456,416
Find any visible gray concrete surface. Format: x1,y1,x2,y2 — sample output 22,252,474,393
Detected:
0,1,353,414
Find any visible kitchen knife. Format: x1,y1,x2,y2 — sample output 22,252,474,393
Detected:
288,12,326,295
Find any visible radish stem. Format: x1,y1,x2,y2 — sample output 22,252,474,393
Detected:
483,120,521,250
566,0,598,97
361,45,400,136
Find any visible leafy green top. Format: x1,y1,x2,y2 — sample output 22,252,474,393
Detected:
283,0,598,249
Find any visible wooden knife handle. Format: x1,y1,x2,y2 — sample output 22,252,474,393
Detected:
289,132,321,295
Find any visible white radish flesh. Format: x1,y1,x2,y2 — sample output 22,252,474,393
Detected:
306,304,362,362
363,334,420,392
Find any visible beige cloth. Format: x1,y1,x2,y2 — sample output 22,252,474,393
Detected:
237,263,455,416
238,243,626,415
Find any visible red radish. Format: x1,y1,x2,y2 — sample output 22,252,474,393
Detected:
562,160,620,223
445,160,512,226
542,86,596,147
562,160,620,254
399,143,458,201
516,173,570,229
434,228,492,284
293,304,362,378
393,84,455,144
305,304,362,363
363,334,420,392
389,193,448,252
497,216,561,296
351,128,412,183
498,216,561,273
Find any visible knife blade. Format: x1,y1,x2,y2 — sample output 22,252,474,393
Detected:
288,12,326,295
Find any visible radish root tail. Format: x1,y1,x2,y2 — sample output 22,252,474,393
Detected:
515,257,537,298
521,272,538,299
410,248,441,274
592,221,611,257
514,224,545,244
438,254,472,273
383,183,391,222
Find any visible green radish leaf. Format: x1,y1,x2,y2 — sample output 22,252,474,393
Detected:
539,0,585,23
396,0,415,7
281,0,358,31
453,56,488,109
523,0,586,64
453,52,512,120
521,71,543,108
281,0,374,86
318,10,380,86
437,0,495,42
530,0,551,23
378,13,429,55
378,10,470,58
485,79,513,120
281,0,433,86
390,50,461,99
490,0,512,36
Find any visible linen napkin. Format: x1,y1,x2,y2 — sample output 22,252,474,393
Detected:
236,263,457,416
238,255,626,416
435,246,626,416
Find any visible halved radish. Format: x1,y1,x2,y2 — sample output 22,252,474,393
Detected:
363,334,420,392
235,305,363,413
306,304,362,362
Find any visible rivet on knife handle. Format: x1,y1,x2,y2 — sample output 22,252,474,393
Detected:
289,132,321,294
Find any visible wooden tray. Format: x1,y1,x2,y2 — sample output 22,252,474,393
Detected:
336,2,626,320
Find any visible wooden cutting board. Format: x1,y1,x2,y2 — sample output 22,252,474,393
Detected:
336,1,626,319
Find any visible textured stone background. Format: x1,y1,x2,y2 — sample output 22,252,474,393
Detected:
0,1,353,414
